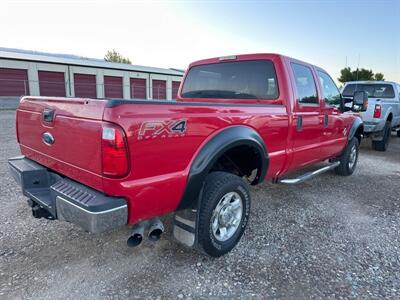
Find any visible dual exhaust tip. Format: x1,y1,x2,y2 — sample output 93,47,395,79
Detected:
127,217,164,248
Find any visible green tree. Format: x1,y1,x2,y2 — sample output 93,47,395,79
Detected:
338,67,385,83
338,67,353,83
104,49,132,64
374,73,385,81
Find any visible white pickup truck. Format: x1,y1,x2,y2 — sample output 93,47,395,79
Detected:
342,81,400,151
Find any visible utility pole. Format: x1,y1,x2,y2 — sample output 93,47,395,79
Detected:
356,54,360,80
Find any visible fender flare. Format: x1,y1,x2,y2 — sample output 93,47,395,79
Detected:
177,126,269,210
348,116,364,142
384,107,393,123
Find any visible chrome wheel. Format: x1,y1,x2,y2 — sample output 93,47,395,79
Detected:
210,192,243,242
348,144,357,169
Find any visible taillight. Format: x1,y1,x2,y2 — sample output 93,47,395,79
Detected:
102,123,130,178
373,104,382,118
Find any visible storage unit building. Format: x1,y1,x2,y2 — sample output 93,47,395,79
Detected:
0,47,184,106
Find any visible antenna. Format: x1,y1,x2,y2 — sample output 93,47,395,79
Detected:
356,54,360,80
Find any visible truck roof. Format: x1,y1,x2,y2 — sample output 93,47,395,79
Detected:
344,80,399,86
188,53,328,73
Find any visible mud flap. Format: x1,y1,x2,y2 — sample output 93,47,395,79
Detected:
173,208,198,248
371,130,385,141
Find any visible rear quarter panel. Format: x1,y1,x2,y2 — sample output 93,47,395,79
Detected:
103,102,289,224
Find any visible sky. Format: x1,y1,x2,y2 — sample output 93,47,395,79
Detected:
1,0,399,83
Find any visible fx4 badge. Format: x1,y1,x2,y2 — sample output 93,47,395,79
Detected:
138,119,187,140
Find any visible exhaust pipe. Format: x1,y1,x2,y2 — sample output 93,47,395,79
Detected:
127,223,145,247
148,217,164,242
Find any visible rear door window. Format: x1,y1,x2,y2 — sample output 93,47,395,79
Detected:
291,63,318,104
317,71,341,108
181,60,279,100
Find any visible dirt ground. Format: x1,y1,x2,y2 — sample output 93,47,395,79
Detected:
1,110,399,299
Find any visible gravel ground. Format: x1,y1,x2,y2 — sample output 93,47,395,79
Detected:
1,110,399,299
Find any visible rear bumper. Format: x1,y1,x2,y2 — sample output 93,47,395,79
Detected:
8,156,128,233
363,121,385,133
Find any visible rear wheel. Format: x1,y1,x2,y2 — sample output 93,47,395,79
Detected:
335,137,359,176
197,172,250,257
397,130,400,138
372,121,391,151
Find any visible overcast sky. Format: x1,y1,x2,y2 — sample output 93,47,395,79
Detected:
1,0,399,83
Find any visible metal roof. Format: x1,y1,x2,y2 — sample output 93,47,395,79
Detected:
0,47,184,76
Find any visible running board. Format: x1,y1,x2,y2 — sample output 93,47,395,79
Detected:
279,161,340,185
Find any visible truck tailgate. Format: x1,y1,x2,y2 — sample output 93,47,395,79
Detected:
16,97,108,191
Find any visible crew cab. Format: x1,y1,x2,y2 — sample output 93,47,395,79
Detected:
9,54,366,257
342,81,400,151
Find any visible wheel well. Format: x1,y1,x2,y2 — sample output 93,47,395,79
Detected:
210,145,263,185
387,113,393,122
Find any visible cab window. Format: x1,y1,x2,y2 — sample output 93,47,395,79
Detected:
317,71,341,108
181,60,279,100
291,63,318,104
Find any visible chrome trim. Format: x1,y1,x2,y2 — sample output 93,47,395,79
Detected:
42,132,55,145
57,196,127,215
56,196,128,233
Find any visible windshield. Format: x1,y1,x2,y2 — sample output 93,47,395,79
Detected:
342,83,395,98
181,60,279,99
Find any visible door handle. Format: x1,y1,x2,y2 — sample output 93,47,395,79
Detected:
324,114,328,128
43,109,55,123
297,115,303,131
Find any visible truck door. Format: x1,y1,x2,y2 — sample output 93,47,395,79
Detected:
288,62,324,170
316,70,347,158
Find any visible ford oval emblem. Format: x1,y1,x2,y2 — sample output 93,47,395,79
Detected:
42,132,55,145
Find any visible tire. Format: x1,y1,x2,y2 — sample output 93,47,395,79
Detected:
372,121,391,151
197,171,251,257
335,137,359,176
397,130,400,138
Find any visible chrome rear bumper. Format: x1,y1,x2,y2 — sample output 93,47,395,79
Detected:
8,156,127,233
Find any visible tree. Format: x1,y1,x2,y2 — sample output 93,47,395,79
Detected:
374,73,384,81
104,49,132,64
338,67,385,83
338,67,353,83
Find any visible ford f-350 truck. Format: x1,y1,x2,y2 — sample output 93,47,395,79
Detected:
342,81,400,151
9,54,366,257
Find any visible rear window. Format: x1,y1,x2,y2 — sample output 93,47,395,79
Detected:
343,83,395,98
181,60,279,99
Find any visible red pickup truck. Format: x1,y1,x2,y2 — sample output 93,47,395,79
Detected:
9,54,366,257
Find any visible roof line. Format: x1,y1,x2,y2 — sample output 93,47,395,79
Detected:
0,47,184,76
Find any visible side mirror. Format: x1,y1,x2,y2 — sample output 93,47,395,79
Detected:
340,96,353,112
352,91,368,112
